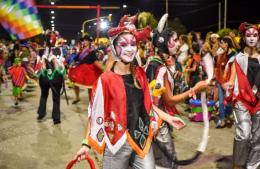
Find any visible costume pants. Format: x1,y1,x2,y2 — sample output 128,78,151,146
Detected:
103,142,155,169
233,101,260,169
37,75,63,122
247,110,260,169
153,123,178,169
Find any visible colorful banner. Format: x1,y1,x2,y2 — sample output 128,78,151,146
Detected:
0,0,43,40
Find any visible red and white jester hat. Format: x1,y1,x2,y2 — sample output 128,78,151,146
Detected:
107,14,152,58
239,22,260,35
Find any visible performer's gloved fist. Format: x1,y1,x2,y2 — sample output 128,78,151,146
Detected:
152,84,166,97
149,80,156,89
149,80,166,97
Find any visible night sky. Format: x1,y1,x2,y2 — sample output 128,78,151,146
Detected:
0,0,259,41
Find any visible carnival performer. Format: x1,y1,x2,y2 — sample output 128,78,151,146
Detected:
34,30,66,124
75,15,186,169
175,34,190,91
27,43,38,78
8,57,28,105
65,47,78,66
68,35,103,103
147,14,209,169
65,47,77,88
223,22,260,169
0,49,7,93
185,42,202,88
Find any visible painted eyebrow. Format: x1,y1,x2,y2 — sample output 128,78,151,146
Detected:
246,29,258,34
117,38,127,43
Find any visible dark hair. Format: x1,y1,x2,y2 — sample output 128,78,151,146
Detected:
192,42,200,54
190,31,198,43
221,36,234,49
130,62,141,89
239,39,246,51
180,35,188,44
152,28,175,55
80,35,93,42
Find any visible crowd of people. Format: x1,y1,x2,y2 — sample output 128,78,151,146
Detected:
0,13,259,169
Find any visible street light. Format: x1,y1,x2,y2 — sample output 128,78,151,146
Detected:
50,1,55,5
51,16,55,19
51,20,54,23
81,14,113,37
100,21,108,30
51,10,55,14
123,4,127,8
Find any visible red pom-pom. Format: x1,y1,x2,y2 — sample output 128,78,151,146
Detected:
119,15,129,27
239,22,247,34
107,27,126,37
133,26,152,42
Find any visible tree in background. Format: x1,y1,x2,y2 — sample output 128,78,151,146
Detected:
138,13,187,36
217,28,232,38
138,12,158,29
168,17,187,35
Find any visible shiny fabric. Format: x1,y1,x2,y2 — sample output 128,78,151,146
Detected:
233,101,260,169
234,101,252,141
233,101,250,168
103,142,155,169
234,60,260,114
68,64,102,86
247,111,260,169
153,123,178,169
233,139,249,167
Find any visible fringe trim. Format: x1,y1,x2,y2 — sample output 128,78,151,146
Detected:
88,136,105,154
126,126,154,159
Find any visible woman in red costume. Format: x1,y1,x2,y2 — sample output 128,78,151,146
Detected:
147,14,209,169
74,15,186,169
224,22,260,169
68,36,103,103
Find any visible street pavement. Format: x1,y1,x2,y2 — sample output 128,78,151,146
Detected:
0,81,234,169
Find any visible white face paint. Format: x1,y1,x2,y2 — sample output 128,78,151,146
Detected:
245,28,259,47
115,33,137,63
168,32,180,55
